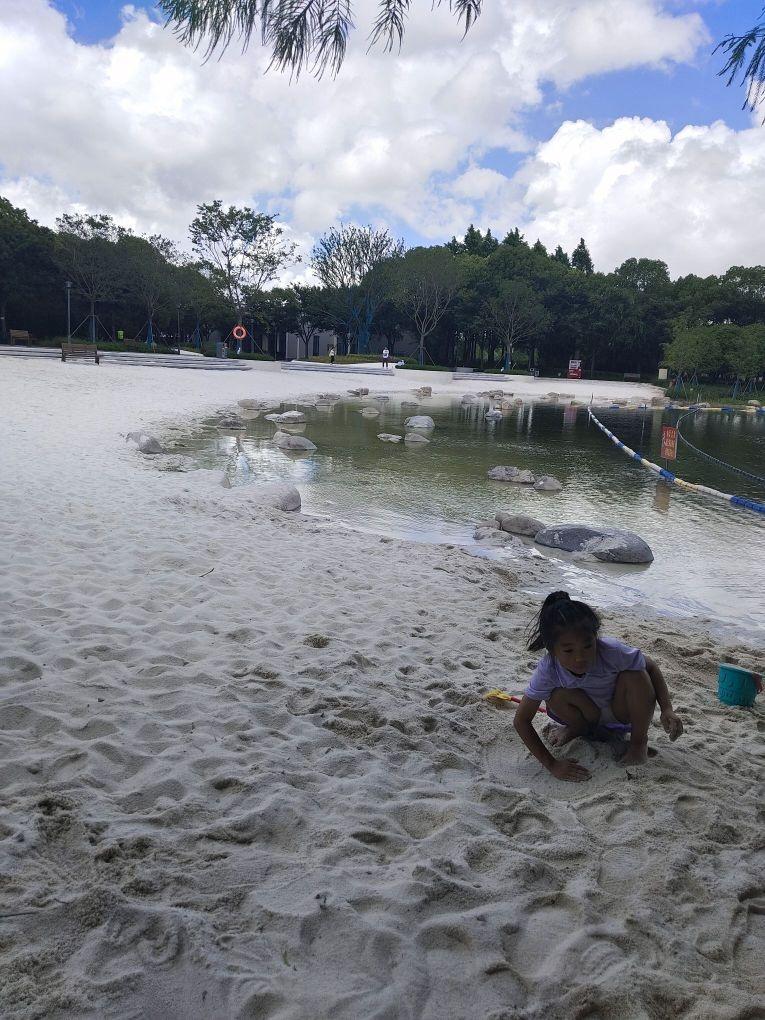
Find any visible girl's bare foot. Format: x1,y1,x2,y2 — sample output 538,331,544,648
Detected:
620,741,649,766
546,724,582,748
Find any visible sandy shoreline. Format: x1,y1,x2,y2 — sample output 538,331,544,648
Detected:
0,359,762,1019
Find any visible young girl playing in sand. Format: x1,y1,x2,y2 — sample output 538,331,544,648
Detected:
513,591,684,783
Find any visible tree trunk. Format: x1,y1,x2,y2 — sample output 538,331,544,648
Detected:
89,301,96,342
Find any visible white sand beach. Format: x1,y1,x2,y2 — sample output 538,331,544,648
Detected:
0,359,762,1020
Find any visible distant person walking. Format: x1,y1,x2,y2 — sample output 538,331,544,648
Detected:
328,345,336,365
382,347,390,368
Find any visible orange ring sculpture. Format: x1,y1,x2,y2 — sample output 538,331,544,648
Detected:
232,325,246,341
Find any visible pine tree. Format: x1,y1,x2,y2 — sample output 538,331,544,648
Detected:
551,245,570,267
502,227,527,248
532,239,548,256
571,238,594,274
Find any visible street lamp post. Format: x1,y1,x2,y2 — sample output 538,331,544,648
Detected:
65,281,72,339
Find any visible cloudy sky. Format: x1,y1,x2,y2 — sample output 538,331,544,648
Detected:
0,0,763,277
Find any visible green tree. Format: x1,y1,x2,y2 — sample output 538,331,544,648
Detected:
551,245,570,267
311,224,404,353
0,198,56,342
159,0,480,79
479,277,548,371
393,246,461,365
286,283,334,358
571,238,594,274
55,213,126,342
189,201,299,326
730,323,765,379
447,225,499,258
120,233,179,343
663,322,726,376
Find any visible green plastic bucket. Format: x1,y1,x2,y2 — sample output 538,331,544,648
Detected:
717,664,759,708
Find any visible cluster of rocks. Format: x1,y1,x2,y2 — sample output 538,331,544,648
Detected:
487,465,563,491
473,514,654,563
415,386,432,397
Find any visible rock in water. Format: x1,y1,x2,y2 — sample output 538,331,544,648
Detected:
126,431,165,455
405,415,435,430
416,386,432,397
378,433,402,443
272,431,317,451
276,410,307,424
488,465,519,481
534,524,654,564
404,432,430,444
495,512,545,537
487,466,535,483
534,475,563,492
485,409,503,420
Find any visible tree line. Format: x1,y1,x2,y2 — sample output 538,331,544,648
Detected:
1,194,764,379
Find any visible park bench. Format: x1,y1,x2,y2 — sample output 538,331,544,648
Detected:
623,372,641,382
9,329,33,345
61,340,100,365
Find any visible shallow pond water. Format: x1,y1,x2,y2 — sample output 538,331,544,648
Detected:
169,396,765,642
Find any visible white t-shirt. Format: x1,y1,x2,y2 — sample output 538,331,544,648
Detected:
382,349,389,358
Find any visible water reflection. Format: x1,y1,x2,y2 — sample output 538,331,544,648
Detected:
652,482,672,515
170,398,765,640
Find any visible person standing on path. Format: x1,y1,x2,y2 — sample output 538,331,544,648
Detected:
328,345,336,365
382,347,390,368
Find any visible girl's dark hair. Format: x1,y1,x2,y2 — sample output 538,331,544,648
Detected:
526,591,601,652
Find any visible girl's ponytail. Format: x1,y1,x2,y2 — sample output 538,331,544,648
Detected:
527,590,600,652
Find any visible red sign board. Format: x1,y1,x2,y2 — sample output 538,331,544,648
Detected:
661,425,678,460
567,359,582,379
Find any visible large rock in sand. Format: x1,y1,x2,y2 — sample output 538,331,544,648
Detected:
495,512,545,537
487,466,535,484
534,524,654,564
272,431,317,451
534,475,563,492
473,525,522,548
126,431,165,455
249,483,301,512
405,415,435,430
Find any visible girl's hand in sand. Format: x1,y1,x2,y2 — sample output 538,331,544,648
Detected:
549,758,591,782
660,709,683,741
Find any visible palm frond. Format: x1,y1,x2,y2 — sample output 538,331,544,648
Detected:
715,8,765,112
368,0,409,54
159,0,479,76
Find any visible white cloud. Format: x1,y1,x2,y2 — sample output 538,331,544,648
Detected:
0,0,739,276
508,117,765,275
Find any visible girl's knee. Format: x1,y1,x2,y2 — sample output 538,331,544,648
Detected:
616,669,654,698
548,686,599,722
